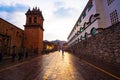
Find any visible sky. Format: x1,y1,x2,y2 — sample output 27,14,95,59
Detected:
0,0,89,41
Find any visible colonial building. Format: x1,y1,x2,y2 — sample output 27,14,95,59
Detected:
67,0,120,46
0,7,44,56
0,18,23,55
24,7,44,54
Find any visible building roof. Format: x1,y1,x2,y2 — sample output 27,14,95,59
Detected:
0,18,23,31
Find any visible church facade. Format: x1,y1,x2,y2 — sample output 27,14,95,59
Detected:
0,7,44,56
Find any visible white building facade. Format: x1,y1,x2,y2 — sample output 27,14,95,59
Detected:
67,0,120,46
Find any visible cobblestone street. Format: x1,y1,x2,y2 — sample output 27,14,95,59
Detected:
0,51,119,80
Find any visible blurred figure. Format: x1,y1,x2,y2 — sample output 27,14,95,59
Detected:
62,47,64,56
11,53,16,62
12,46,16,62
25,52,28,58
18,52,22,60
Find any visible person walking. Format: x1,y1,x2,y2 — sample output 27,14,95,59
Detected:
11,53,16,62
62,47,64,56
18,52,22,60
25,52,28,58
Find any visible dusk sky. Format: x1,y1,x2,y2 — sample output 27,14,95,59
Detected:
0,0,89,41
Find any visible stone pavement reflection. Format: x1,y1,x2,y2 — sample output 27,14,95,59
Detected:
36,51,84,80
0,51,117,80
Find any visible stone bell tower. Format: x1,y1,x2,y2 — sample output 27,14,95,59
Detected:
24,7,44,54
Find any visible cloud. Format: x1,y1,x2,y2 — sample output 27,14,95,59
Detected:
0,11,8,19
0,4,27,12
54,1,64,7
44,15,77,41
0,0,28,6
0,3,27,30
0,0,89,41
54,7,73,17
10,12,26,30
0,11,25,30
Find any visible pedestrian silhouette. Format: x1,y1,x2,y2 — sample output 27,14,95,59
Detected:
18,52,22,60
25,52,28,58
11,53,16,62
62,47,64,56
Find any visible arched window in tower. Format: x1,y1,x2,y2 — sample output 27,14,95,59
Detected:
29,17,32,24
34,17,37,23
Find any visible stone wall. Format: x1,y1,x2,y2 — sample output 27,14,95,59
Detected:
70,22,120,64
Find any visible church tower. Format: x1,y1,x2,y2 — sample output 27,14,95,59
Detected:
24,7,44,54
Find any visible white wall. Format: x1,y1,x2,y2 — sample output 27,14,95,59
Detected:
68,0,120,46
103,0,120,27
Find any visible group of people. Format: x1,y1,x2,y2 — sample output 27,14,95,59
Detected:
0,47,65,64
11,52,28,62
0,51,28,64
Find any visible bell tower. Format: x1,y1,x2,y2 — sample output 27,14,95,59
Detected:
24,7,44,54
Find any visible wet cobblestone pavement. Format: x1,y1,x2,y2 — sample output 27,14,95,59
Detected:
0,51,119,80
